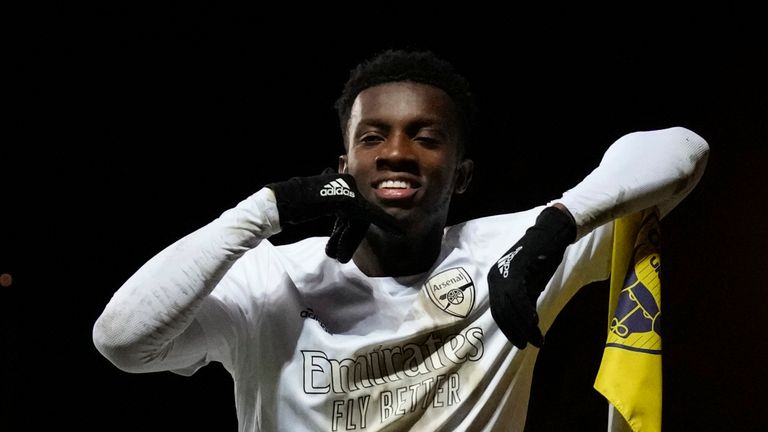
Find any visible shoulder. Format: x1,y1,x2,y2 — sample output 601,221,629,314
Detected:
271,236,339,287
443,206,546,262
446,207,545,242
226,237,331,289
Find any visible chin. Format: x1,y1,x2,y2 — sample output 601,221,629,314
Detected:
385,206,416,221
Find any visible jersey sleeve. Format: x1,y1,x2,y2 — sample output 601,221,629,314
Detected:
553,126,709,240
174,242,278,375
92,188,282,374
537,126,708,329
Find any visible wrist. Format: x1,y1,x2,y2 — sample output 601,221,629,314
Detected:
551,203,574,223
539,205,577,245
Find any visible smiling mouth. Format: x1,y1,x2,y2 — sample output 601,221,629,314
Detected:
373,179,421,201
376,179,417,189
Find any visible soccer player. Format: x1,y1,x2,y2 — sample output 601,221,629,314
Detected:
93,50,709,431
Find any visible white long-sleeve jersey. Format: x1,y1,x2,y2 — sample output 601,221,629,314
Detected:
93,127,708,431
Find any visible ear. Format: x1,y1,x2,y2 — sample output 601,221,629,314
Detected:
453,158,474,194
338,155,348,174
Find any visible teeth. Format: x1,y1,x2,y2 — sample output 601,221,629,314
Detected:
378,180,411,189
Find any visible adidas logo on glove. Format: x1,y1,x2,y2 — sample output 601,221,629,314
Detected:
320,179,355,197
496,246,522,278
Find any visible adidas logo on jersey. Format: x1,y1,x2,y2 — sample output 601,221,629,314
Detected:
497,246,522,278
320,179,355,197
300,307,329,333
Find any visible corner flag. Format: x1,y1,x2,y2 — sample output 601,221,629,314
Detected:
594,209,663,432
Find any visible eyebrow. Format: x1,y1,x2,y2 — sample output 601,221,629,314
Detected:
355,117,449,131
355,119,391,131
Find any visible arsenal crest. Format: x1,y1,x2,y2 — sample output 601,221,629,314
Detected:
423,267,475,318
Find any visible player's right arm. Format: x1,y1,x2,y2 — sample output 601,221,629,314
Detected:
92,188,281,373
93,171,399,373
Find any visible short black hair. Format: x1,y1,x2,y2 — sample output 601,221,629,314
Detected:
335,49,476,156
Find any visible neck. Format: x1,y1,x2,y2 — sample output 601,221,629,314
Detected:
352,226,444,277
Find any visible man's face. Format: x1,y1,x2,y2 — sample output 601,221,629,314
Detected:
340,82,473,233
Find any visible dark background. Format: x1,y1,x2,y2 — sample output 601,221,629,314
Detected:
3,5,766,431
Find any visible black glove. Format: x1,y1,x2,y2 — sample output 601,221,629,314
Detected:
266,170,401,263
487,206,576,349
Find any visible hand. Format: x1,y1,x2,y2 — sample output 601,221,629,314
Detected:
487,206,576,349
266,169,402,263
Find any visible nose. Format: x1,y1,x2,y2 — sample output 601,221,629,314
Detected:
376,132,418,172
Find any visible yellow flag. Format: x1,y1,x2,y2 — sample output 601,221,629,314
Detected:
594,209,662,432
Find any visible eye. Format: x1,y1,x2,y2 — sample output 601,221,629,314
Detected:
359,134,384,144
412,126,446,147
415,135,440,147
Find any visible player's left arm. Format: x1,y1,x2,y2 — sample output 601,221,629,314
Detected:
488,126,709,349
553,126,709,239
